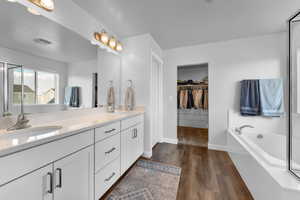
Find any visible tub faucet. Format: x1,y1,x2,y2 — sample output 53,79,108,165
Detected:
235,125,254,135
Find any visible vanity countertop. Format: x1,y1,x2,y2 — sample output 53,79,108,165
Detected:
0,108,144,158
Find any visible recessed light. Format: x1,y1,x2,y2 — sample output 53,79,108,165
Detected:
27,7,41,15
33,38,52,45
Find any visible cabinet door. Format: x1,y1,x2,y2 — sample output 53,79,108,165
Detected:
54,146,94,200
136,123,144,157
0,164,53,200
121,127,140,173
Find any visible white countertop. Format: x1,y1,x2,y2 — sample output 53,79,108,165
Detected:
0,108,144,158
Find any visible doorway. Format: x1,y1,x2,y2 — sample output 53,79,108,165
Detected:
177,63,209,147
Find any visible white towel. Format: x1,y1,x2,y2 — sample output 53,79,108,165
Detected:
107,87,115,106
125,87,135,110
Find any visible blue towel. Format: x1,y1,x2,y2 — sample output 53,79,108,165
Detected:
259,79,284,117
240,80,261,116
64,87,72,106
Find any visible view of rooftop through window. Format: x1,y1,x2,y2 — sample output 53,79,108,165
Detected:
13,68,58,105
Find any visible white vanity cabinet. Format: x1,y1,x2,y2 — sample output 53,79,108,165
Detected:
0,113,145,200
0,164,53,200
121,116,144,174
0,129,94,200
53,146,94,200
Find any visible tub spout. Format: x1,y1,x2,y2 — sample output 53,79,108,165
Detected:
235,125,254,135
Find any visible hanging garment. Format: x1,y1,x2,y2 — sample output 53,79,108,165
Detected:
203,89,209,110
259,79,284,117
125,87,135,110
240,80,261,116
180,90,188,109
177,89,180,109
187,89,194,109
197,89,204,109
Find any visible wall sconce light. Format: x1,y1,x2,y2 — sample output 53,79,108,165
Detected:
27,0,54,12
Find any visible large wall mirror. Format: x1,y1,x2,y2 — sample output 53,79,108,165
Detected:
0,1,121,118
289,11,300,179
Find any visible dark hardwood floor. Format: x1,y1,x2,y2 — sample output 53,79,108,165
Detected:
151,143,254,200
101,142,254,200
178,126,208,147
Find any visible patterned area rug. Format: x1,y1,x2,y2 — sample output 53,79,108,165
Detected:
105,159,181,200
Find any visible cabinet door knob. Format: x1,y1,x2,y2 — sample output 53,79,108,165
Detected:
46,172,53,194
55,168,62,188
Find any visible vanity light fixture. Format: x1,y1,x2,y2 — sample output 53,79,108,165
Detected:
116,42,123,52
100,31,109,44
26,0,54,12
108,37,117,49
93,30,123,53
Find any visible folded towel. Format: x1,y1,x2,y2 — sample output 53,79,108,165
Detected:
125,87,135,110
107,87,115,106
240,80,261,116
70,87,80,107
64,87,72,106
259,79,284,117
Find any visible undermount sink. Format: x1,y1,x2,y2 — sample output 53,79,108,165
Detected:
1,126,63,139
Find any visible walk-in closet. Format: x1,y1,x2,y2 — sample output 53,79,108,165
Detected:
177,64,209,147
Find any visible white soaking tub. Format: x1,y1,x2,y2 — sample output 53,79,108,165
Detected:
227,129,300,200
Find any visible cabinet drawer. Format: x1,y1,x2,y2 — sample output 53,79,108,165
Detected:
95,134,120,173
95,121,120,142
95,157,120,199
121,114,144,131
0,130,93,186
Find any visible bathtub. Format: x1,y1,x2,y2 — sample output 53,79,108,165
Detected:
227,129,300,200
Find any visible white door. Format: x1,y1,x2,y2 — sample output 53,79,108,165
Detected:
151,56,162,147
0,164,53,200
54,146,93,200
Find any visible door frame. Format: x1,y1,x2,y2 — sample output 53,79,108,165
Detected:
150,51,164,147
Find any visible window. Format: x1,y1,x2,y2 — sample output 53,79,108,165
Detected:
13,69,59,105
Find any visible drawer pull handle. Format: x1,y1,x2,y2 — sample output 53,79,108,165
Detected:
55,168,62,188
46,172,53,194
105,147,116,154
105,128,116,134
105,172,116,182
132,128,138,139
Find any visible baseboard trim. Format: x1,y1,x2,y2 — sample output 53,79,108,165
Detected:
208,143,227,152
163,138,178,144
143,151,152,158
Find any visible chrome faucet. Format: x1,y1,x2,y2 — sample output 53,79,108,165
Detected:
2,63,31,131
235,125,254,135
7,113,31,131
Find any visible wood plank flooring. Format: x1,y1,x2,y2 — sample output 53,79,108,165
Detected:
151,143,254,200
178,126,208,147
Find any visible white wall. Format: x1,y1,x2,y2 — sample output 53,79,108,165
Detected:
68,59,97,108
163,33,288,148
0,46,68,115
97,49,121,107
178,64,208,81
121,34,163,157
